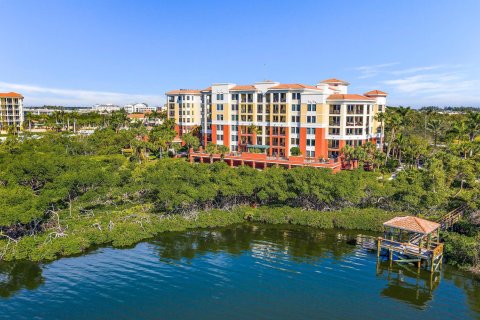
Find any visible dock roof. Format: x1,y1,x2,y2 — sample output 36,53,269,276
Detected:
383,216,440,235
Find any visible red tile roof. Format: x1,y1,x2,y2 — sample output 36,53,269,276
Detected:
327,94,374,101
166,89,201,95
364,90,388,96
201,87,212,92
127,113,146,119
0,92,24,98
268,83,322,90
320,78,349,85
383,216,440,234
230,85,257,91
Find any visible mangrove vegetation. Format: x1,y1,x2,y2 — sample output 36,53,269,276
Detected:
0,107,479,273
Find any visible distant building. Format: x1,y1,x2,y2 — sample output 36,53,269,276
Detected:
24,107,92,116
0,92,24,133
92,104,123,113
124,103,157,113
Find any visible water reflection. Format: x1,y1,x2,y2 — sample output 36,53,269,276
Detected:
376,260,440,308
153,224,359,263
0,260,44,298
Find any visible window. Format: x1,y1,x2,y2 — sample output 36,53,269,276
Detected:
232,125,238,132
231,94,239,100
231,104,238,111
290,138,299,145
231,115,238,121
231,145,238,151
216,104,224,111
216,94,224,100
217,134,224,141
307,116,316,123
291,104,300,112
329,104,341,114
307,139,315,147
291,116,300,122
306,150,315,158
257,115,263,122
292,92,301,100
217,125,223,131
329,128,340,135
257,94,263,103
273,93,279,102
231,135,238,142
328,140,339,149
187,96,191,101
216,114,224,121
257,105,263,113
291,127,300,134
378,105,384,112
307,128,315,135
307,104,316,112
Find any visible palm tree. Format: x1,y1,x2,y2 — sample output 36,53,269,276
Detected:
396,106,412,124
205,143,218,163
24,112,33,132
181,132,200,160
465,111,480,142
129,126,149,163
71,111,79,133
393,133,408,165
422,108,437,139
217,145,229,161
248,124,260,144
384,110,402,164
448,120,469,142
374,111,386,150
340,144,355,168
427,118,443,147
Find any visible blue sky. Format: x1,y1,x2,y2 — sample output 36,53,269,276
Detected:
0,0,479,107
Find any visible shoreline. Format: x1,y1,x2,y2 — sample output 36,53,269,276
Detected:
0,205,478,276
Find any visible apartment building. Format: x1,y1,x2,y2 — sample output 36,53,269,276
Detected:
0,92,24,133
166,79,386,160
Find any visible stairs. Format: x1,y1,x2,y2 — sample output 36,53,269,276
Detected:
435,206,466,230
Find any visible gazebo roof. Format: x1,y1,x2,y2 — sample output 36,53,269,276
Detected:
383,216,440,235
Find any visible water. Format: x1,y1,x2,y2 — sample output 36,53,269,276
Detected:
0,224,478,320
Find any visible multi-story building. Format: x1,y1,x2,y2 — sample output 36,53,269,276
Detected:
166,79,386,160
0,92,24,133
124,103,157,114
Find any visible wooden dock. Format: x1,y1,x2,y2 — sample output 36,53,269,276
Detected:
365,207,467,273
376,215,444,273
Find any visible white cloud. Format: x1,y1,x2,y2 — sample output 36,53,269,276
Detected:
354,62,399,79
391,65,442,75
383,71,480,106
0,82,164,107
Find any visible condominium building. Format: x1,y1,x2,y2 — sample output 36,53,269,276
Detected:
166,79,386,160
0,92,24,133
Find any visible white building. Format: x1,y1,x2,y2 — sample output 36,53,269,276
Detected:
92,104,123,113
124,103,157,113
0,92,24,133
